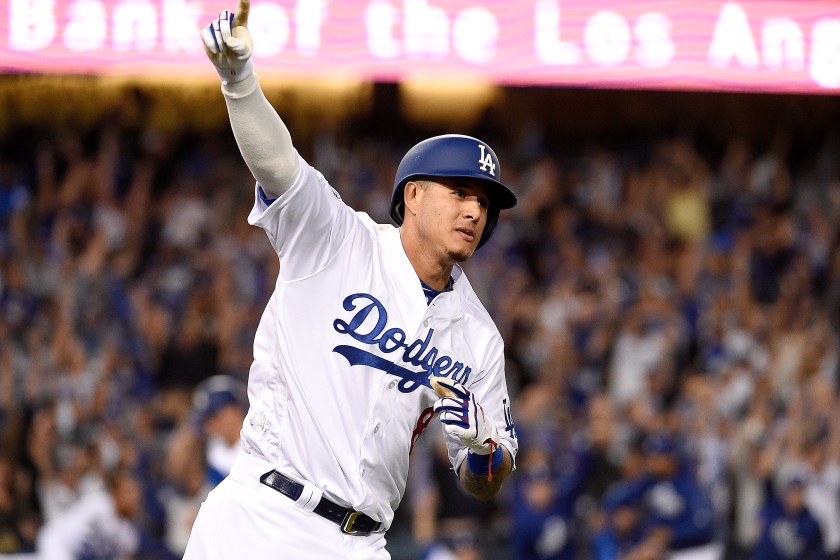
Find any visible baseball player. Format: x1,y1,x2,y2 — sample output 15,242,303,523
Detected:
183,2,518,558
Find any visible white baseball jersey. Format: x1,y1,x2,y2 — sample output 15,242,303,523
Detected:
239,153,518,529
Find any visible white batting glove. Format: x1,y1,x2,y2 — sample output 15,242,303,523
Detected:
200,0,253,84
432,379,499,455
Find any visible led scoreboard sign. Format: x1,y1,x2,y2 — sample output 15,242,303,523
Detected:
2,0,839,92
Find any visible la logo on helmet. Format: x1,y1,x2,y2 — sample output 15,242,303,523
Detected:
478,144,496,176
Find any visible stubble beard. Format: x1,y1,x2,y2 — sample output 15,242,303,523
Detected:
447,244,474,263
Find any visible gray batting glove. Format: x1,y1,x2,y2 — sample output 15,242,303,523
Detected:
200,0,253,84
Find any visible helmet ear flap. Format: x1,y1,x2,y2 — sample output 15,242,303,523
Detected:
390,184,407,226
478,208,500,249
393,198,405,224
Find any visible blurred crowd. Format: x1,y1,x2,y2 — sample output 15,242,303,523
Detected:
0,90,839,560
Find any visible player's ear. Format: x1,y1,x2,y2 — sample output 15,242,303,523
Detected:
403,180,421,218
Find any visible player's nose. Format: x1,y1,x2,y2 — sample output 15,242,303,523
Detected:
462,197,483,222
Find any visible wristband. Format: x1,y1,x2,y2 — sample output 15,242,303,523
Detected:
466,446,503,475
217,58,254,85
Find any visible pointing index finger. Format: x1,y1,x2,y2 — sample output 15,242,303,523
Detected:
233,0,249,27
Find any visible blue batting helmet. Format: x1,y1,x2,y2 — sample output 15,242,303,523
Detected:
389,134,517,248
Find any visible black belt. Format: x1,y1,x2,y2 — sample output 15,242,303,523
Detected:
259,470,382,536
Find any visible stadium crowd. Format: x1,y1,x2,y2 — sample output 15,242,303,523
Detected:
0,91,838,560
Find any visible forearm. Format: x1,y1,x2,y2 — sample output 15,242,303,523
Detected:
222,73,299,197
458,446,513,500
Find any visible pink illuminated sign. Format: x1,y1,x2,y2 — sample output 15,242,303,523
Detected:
2,0,839,92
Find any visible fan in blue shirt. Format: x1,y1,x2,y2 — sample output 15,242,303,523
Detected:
753,475,825,560
601,433,718,555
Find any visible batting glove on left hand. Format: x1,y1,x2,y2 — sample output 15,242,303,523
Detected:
432,379,499,456
200,0,253,83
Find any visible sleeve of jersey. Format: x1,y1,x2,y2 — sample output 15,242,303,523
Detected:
447,338,518,475
248,155,357,281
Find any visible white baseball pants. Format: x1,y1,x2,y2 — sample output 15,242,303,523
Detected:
183,452,389,560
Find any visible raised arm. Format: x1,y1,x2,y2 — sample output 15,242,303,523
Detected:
201,0,299,197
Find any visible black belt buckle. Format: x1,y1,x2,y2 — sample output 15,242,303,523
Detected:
340,510,368,536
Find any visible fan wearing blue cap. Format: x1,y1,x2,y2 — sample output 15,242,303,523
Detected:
191,376,247,486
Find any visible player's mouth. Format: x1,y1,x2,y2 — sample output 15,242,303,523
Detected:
455,227,475,243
